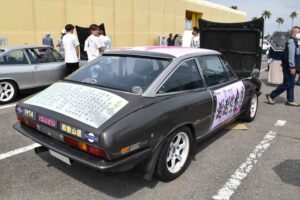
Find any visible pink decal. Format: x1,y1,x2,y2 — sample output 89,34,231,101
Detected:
38,115,57,128
211,81,245,129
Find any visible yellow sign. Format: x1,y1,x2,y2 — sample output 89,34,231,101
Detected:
61,123,82,138
24,109,35,119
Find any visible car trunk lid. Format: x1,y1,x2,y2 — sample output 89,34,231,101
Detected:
199,18,264,78
17,81,153,144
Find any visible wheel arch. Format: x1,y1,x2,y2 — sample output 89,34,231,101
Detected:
143,123,196,181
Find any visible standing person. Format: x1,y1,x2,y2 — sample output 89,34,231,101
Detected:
63,24,80,75
84,24,105,62
295,35,300,85
56,29,66,57
42,32,54,47
174,34,182,47
172,34,178,46
167,33,173,46
191,26,200,48
99,28,111,52
266,26,300,106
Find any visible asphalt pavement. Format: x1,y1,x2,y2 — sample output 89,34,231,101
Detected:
0,61,299,200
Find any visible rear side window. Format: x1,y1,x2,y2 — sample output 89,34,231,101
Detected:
0,50,28,65
198,56,229,87
26,48,57,64
158,59,203,94
219,55,237,80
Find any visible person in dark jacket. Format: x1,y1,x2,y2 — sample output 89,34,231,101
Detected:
167,33,173,46
266,26,300,106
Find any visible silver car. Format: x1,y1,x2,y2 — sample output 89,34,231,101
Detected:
0,45,66,104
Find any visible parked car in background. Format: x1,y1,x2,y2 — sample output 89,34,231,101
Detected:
14,46,261,182
262,39,270,54
0,45,66,104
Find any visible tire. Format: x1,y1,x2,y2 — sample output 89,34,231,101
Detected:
239,92,258,122
0,80,18,104
156,127,192,182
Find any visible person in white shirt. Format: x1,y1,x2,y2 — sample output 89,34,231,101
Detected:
63,24,80,75
191,26,200,48
99,28,111,52
84,24,105,62
56,29,66,57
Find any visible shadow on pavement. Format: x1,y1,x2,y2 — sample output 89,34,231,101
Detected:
273,159,300,187
34,127,232,198
37,152,158,198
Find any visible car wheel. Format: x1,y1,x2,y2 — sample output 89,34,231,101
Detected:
0,81,18,104
240,92,258,122
156,127,192,182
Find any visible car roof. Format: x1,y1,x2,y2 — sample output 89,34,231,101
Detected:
108,46,220,58
0,45,51,51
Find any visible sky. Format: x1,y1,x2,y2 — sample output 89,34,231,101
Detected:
209,0,300,35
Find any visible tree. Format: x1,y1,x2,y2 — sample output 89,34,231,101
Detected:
276,17,284,30
230,6,238,10
261,10,271,30
252,17,258,21
290,11,298,27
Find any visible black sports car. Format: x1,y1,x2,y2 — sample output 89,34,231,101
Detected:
14,19,264,182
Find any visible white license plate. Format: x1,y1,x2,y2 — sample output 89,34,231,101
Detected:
49,150,71,165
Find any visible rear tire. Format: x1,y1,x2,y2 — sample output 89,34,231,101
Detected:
0,80,18,104
156,127,192,182
239,92,258,122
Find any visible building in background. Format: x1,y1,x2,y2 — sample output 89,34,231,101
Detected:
0,0,246,48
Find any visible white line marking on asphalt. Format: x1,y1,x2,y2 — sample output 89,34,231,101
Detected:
0,103,16,110
0,143,41,161
212,131,277,200
274,120,287,127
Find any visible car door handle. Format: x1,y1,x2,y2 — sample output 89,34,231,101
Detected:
34,66,39,69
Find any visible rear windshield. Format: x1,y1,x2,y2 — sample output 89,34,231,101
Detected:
67,56,171,94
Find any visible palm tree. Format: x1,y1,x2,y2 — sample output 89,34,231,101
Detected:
290,11,297,27
276,18,284,30
261,10,272,29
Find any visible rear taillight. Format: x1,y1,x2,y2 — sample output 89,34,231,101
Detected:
18,115,37,129
63,136,107,159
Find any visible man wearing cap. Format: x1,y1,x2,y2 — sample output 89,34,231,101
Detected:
56,29,66,57
42,32,54,47
266,26,300,106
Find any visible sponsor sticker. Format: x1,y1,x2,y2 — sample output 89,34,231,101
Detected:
16,106,36,121
16,106,24,115
38,114,57,128
60,123,82,138
84,133,99,143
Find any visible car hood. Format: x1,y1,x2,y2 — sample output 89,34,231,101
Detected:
17,81,153,136
199,18,264,78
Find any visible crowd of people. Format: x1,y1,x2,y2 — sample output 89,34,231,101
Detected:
42,24,111,74
167,26,200,48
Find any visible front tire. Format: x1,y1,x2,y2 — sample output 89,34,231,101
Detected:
0,80,18,104
156,127,192,182
240,92,258,122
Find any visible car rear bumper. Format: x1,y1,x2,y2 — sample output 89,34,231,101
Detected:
13,123,151,173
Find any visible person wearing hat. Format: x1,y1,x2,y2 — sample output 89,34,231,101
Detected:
56,29,66,57
42,32,54,47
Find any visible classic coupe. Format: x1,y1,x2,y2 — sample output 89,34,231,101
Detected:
14,19,264,181
0,45,66,104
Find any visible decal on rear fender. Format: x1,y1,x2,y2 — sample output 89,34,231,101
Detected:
211,81,245,129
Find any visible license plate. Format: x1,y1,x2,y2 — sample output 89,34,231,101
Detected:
49,150,71,165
